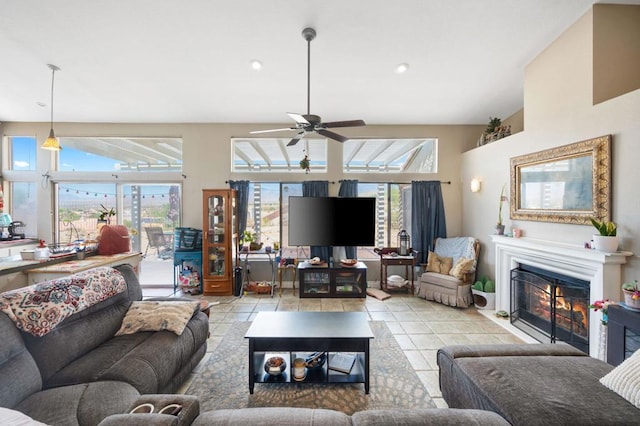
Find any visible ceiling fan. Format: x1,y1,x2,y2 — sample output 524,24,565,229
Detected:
251,27,366,146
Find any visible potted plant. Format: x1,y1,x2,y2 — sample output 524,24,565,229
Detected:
496,184,506,235
472,276,496,310
590,218,618,252
98,204,116,225
622,280,640,309
299,154,310,174
240,228,262,252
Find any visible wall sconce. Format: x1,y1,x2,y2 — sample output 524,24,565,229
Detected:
470,178,482,193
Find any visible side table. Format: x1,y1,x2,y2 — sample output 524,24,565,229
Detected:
374,247,417,293
277,260,299,296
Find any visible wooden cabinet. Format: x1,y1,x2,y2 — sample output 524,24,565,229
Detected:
298,262,367,298
202,189,237,295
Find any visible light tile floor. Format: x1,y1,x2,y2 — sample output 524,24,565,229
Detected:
145,287,523,408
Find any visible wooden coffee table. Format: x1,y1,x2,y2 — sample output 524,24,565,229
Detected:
244,311,374,394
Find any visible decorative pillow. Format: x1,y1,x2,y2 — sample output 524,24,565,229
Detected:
449,257,475,280
426,251,453,275
600,348,640,408
116,301,200,336
0,408,49,425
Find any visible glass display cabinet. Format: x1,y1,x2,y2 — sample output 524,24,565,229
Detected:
202,189,237,295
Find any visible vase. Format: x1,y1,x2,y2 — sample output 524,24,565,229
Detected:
623,290,640,309
472,289,496,310
592,235,618,252
495,224,505,235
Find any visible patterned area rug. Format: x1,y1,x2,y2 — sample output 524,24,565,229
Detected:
185,321,434,415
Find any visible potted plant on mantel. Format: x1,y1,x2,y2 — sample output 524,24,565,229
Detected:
472,276,496,310
590,218,618,252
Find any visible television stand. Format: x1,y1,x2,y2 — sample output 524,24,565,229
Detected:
298,261,367,298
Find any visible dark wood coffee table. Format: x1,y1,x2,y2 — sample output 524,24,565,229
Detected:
244,311,374,394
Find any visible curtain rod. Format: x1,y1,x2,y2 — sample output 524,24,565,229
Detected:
225,180,337,184
225,180,450,185
338,180,451,184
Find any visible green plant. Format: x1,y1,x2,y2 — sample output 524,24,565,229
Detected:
590,218,617,236
98,204,116,221
472,276,495,293
485,117,501,134
299,154,310,174
622,280,639,298
240,228,256,244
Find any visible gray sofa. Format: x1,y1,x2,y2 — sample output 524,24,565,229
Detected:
438,343,640,425
0,264,209,426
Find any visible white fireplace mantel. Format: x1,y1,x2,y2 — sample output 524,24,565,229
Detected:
490,235,633,358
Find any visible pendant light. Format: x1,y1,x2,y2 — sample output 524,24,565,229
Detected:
41,64,62,151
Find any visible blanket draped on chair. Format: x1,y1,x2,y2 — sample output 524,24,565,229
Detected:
0,266,126,337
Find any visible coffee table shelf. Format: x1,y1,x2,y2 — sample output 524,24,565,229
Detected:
245,312,373,394
252,351,365,386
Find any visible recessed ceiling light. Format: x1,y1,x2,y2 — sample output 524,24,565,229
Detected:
395,63,409,74
250,60,263,70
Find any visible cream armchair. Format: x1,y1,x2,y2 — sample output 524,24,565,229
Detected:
415,237,480,308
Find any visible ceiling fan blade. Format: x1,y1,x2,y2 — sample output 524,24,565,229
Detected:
250,127,296,134
323,119,366,129
287,112,310,125
287,132,306,146
317,129,349,143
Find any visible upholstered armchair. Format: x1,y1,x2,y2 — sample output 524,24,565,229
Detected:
415,237,480,308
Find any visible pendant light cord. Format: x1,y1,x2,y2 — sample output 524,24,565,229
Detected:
50,67,55,129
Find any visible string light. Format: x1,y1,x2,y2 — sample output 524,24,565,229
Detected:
58,186,174,199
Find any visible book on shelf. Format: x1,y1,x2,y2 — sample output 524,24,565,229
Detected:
328,353,356,374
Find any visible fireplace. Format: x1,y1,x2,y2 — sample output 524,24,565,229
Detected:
511,265,590,353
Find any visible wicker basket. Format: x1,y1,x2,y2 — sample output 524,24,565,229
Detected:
247,282,272,294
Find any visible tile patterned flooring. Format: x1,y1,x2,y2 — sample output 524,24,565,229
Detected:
146,288,524,408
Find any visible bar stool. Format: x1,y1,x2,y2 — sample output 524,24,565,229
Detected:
277,260,298,296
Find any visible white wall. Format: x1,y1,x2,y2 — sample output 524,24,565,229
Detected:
461,7,640,286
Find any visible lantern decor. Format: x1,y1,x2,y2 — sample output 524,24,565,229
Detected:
397,229,410,256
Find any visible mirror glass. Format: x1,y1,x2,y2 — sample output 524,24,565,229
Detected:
510,135,611,224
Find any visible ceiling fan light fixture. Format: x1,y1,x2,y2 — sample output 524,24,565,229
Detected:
395,63,410,74
250,59,263,70
41,63,62,151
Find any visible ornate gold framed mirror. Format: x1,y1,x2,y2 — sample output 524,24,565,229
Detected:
510,135,611,224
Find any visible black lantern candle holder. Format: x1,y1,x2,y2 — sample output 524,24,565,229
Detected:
397,229,410,256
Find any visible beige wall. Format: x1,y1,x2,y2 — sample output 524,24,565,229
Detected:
461,6,640,287
593,4,640,105
2,121,481,245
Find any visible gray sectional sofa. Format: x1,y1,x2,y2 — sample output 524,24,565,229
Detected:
0,264,209,426
438,343,640,425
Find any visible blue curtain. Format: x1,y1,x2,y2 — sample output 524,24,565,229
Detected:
302,181,331,263
411,181,447,264
338,180,358,259
228,180,249,237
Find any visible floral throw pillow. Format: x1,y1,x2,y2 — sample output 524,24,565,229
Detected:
426,251,453,275
449,257,475,280
600,348,640,408
116,301,200,336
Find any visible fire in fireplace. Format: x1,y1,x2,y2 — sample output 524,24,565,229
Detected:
511,265,590,354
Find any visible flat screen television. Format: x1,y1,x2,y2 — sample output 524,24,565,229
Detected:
288,197,376,247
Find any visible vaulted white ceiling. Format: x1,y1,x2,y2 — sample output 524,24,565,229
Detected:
1,0,636,126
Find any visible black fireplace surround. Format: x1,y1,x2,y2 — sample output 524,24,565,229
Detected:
511,265,590,354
